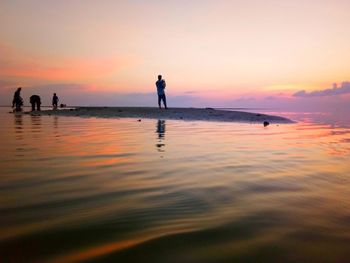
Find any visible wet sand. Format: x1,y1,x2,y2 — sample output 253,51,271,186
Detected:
39,107,293,123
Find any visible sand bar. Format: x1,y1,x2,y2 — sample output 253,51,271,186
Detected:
39,107,294,123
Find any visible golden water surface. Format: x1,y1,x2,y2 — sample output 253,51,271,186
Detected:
0,109,350,262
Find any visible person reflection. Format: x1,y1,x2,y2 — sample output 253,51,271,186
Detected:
53,116,58,129
14,113,23,140
30,114,42,136
53,115,60,139
156,120,166,152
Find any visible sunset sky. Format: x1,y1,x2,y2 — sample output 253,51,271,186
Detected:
0,0,349,110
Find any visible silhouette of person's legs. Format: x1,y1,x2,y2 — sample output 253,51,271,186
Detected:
158,95,167,109
15,99,22,112
37,101,41,111
31,102,35,111
162,95,167,109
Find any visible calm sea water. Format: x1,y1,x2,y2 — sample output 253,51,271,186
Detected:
1,108,350,262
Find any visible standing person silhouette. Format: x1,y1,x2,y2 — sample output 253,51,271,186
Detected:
52,93,59,110
12,87,23,112
156,75,167,109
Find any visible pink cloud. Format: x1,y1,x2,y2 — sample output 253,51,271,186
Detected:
0,43,138,82
294,82,350,97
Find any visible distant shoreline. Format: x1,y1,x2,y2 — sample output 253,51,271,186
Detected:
38,107,294,124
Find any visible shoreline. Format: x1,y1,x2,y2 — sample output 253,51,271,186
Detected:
38,107,294,124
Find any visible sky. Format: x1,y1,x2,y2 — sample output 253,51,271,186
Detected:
0,0,349,110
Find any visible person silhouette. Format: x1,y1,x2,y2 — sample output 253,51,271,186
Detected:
52,93,59,109
30,95,41,111
12,87,23,112
156,75,168,109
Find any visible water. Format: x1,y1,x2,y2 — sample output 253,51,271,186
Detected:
1,108,350,262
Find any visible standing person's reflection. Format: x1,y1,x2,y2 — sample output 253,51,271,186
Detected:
156,120,166,152
53,116,58,129
53,116,60,138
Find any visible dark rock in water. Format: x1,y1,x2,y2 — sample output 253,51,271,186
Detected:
69,109,74,111
137,119,141,122
118,109,123,112
206,107,215,110
263,121,270,127
256,114,261,116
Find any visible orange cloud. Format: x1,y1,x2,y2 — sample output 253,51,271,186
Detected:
0,43,138,83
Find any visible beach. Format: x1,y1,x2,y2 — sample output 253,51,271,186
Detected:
40,107,293,124
1,0,349,261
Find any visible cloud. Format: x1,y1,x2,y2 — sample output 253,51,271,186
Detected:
264,96,277,100
293,82,350,97
0,43,137,82
0,80,16,88
232,96,256,103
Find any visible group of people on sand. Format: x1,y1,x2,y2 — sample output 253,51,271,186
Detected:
12,75,167,112
12,87,60,112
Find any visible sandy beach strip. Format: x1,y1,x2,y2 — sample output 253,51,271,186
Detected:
39,107,294,123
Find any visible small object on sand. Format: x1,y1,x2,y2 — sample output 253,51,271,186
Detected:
263,121,270,127
137,119,141,122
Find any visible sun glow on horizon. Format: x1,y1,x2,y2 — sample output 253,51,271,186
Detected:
0,0,349,108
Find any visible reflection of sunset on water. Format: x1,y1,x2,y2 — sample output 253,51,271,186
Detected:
0,110,350,262
0,0,349,260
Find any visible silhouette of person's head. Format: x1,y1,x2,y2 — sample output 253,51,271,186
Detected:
54,93,56,96
17,87,22,92
158,75,162,80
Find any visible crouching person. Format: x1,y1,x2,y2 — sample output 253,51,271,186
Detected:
30,95,41,111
